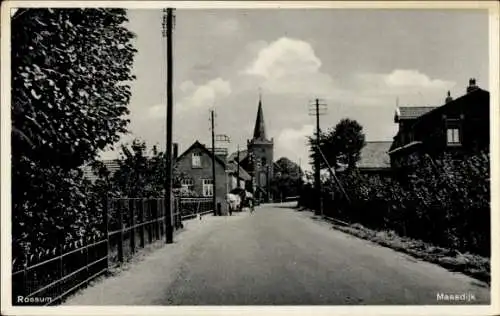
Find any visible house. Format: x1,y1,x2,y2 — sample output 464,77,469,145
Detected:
82,159,120,183
357,141,393,176
174,140,251,213
388,78,490,169
331,141,392,177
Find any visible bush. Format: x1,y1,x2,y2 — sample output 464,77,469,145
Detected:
299,151,490,256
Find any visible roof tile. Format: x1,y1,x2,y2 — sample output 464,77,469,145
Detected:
357,141,392,169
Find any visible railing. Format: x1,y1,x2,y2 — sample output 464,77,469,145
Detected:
11,196,214,306
12,235,108,306
282,196,299,202
178,197,214,219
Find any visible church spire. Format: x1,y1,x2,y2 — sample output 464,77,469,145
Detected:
253,90,267,140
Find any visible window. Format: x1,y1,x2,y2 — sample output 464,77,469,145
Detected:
260,172,267,186
447,127,461,145
192,152,202,168
181,178,194,191
202,179,214,197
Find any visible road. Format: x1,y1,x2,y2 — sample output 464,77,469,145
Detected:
65,203,490,305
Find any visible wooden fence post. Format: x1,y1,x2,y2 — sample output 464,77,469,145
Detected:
147,199,153,244
150,199,157,240
23,262,28,298
139,199,145,248
85,238,89,280
104,196,109,270
155,199,160,239
129,199,136,254
159,199,164,238
117,200,124,263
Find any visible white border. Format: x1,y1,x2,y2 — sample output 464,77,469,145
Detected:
1,1,499,316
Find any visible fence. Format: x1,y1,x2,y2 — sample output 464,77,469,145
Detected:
11,196,214,306
178,197,214,219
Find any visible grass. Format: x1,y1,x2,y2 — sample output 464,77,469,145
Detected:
301,207,490,285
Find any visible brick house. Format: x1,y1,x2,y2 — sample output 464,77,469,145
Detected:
388,78,490,169
174,140,251,212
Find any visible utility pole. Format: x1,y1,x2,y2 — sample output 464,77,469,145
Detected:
308,98,327,217
162,8,175,244
237,145,240,189
210,109,217,216
249,151,255,198
267,165,271,202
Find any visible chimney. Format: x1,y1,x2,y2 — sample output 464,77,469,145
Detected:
445,91,453,103
173,143,179,160
466,78,478,93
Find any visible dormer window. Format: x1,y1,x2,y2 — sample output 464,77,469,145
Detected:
192,152,202,168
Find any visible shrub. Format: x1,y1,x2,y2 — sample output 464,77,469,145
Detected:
299,151,490,256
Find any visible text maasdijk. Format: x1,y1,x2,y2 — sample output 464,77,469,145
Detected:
436,292,476,302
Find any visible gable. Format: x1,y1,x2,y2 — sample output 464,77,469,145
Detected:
412,88,489,129
175,140,226,169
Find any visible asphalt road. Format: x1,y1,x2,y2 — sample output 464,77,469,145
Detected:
66,203,490,305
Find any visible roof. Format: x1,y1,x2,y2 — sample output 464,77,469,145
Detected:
253,98,267,141
395,106,437,122
412,88,489,129
175,140,227,168
357,141,392,169
387,141,422,155
225,161,251,181
228,149,248,163
82,159,120,182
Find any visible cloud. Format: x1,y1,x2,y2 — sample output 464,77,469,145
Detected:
347,69,456,108
384,70,454,89
243,37,335,97
179,80,196,93
176,78,231,113
276,124,315,171
140,78,231,122
357,69,455,92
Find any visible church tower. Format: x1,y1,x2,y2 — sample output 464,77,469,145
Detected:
247,93,274,202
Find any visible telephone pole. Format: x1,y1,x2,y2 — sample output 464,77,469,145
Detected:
210,109,217,216
308,98,327,217
237,145,240,188
162,8,175,243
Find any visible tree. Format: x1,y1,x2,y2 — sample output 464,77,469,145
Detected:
11,9,137,260
271,157,303,200
110,139,192,198
329,118,366,168
12,8,136,168
311,119,365,171
112,140,150,197
307,131,329,171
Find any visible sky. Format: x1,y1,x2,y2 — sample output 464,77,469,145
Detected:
100,8,489,170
